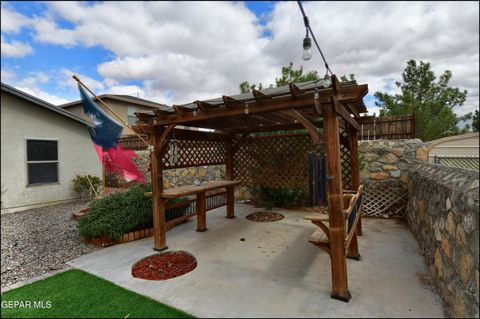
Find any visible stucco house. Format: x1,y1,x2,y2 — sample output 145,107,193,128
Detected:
1,83,102,213
426,132,479,170
58,94,167,136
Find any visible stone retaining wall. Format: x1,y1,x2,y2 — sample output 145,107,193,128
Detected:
359,139,428,184
133,150,226,189
406,162,479,318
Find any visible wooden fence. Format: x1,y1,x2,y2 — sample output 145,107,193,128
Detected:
358,115,415,140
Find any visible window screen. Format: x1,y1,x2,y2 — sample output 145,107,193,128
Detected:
26,140,58,185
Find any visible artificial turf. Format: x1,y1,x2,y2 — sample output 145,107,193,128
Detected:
0,269,193,318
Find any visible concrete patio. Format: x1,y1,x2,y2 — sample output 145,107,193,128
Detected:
68,204,445,318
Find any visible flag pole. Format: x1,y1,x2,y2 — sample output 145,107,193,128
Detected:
72,75,151,148
84,171,99,197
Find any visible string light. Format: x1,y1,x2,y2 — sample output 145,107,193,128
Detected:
297,1,333,75
244,102,250,115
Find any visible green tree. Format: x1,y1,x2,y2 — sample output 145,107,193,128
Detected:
239,62,321,93
239,63,356,94
374,60,468,141
472,109,479,132
274,62,320,87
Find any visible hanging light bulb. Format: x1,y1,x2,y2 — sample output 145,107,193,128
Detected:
322,74,332,88
302,34,312,61
244,102,249,115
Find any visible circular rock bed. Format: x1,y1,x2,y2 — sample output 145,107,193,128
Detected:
245,211,285,222
131,251,197,280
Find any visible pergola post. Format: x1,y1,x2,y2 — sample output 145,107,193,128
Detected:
322,97,350,302
150,134,168,251
150,125,175,251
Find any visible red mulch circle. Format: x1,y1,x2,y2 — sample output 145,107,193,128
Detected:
246,211,285,222
131,251,197,280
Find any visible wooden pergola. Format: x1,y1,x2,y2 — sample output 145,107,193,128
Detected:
132,75,368,301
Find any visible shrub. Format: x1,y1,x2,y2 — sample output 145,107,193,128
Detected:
104,172,128,188
250,186,306,210
78,184,189,240
72,174,102,199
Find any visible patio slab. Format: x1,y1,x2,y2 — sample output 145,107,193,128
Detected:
68,204,445,318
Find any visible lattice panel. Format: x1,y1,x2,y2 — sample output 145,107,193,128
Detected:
162,139,226,169
362,180,407,217
340,131,352,190
233,134,323,189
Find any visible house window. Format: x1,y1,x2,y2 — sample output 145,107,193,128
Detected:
128,106,138,125
26,139,58,185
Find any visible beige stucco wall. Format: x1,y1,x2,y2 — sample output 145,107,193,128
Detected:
1,92,102,213
427,133,479,162
63,99,154,136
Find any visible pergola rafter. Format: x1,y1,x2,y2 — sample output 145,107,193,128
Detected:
132,75,368,302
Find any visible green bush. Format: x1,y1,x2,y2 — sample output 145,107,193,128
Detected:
72,174,102,199
250,186,306,210
78,184,189,240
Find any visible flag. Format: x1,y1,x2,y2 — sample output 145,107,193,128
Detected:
94,145,145,183
78,84,123,149
78,84,145,183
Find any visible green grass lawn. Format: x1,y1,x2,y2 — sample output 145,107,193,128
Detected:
1,269,193,318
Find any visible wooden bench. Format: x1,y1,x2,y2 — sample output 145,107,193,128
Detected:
304,185,363,259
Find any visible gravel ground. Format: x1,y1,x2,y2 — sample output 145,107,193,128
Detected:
1,200,101,288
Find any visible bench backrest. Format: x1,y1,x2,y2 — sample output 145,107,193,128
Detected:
346,185,363,234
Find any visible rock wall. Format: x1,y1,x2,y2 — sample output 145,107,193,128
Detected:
407,162,479,318
133,150,226,189
358,139,428,184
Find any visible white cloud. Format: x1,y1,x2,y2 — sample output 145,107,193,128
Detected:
0,3,34,58
265,1,479,115
2,1,478,118
1,35,33,57
1,69,69,105
32,17,77,47
0,3,32,33
39,1,278,104
16,86,70,105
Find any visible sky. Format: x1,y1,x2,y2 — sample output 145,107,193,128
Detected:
1,1,479,118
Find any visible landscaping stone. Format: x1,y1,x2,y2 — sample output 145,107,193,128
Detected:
416,147,429,161
1,200,100,288
389,170,401,178
382,164,398,171
369,172,390,180
378,153,399,164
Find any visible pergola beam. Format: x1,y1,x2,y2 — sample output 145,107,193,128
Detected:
252,89,272,104
222,95,243,109
280,109,323,145
152,91,321,126
196,100,216,113
173,105,191,116
334,102,359,131
289,83,304,98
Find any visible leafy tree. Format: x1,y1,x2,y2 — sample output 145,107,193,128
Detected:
473,109,479,132
239,63,356,94
274,62,320,87
239,62,320,93
374,60,468,141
